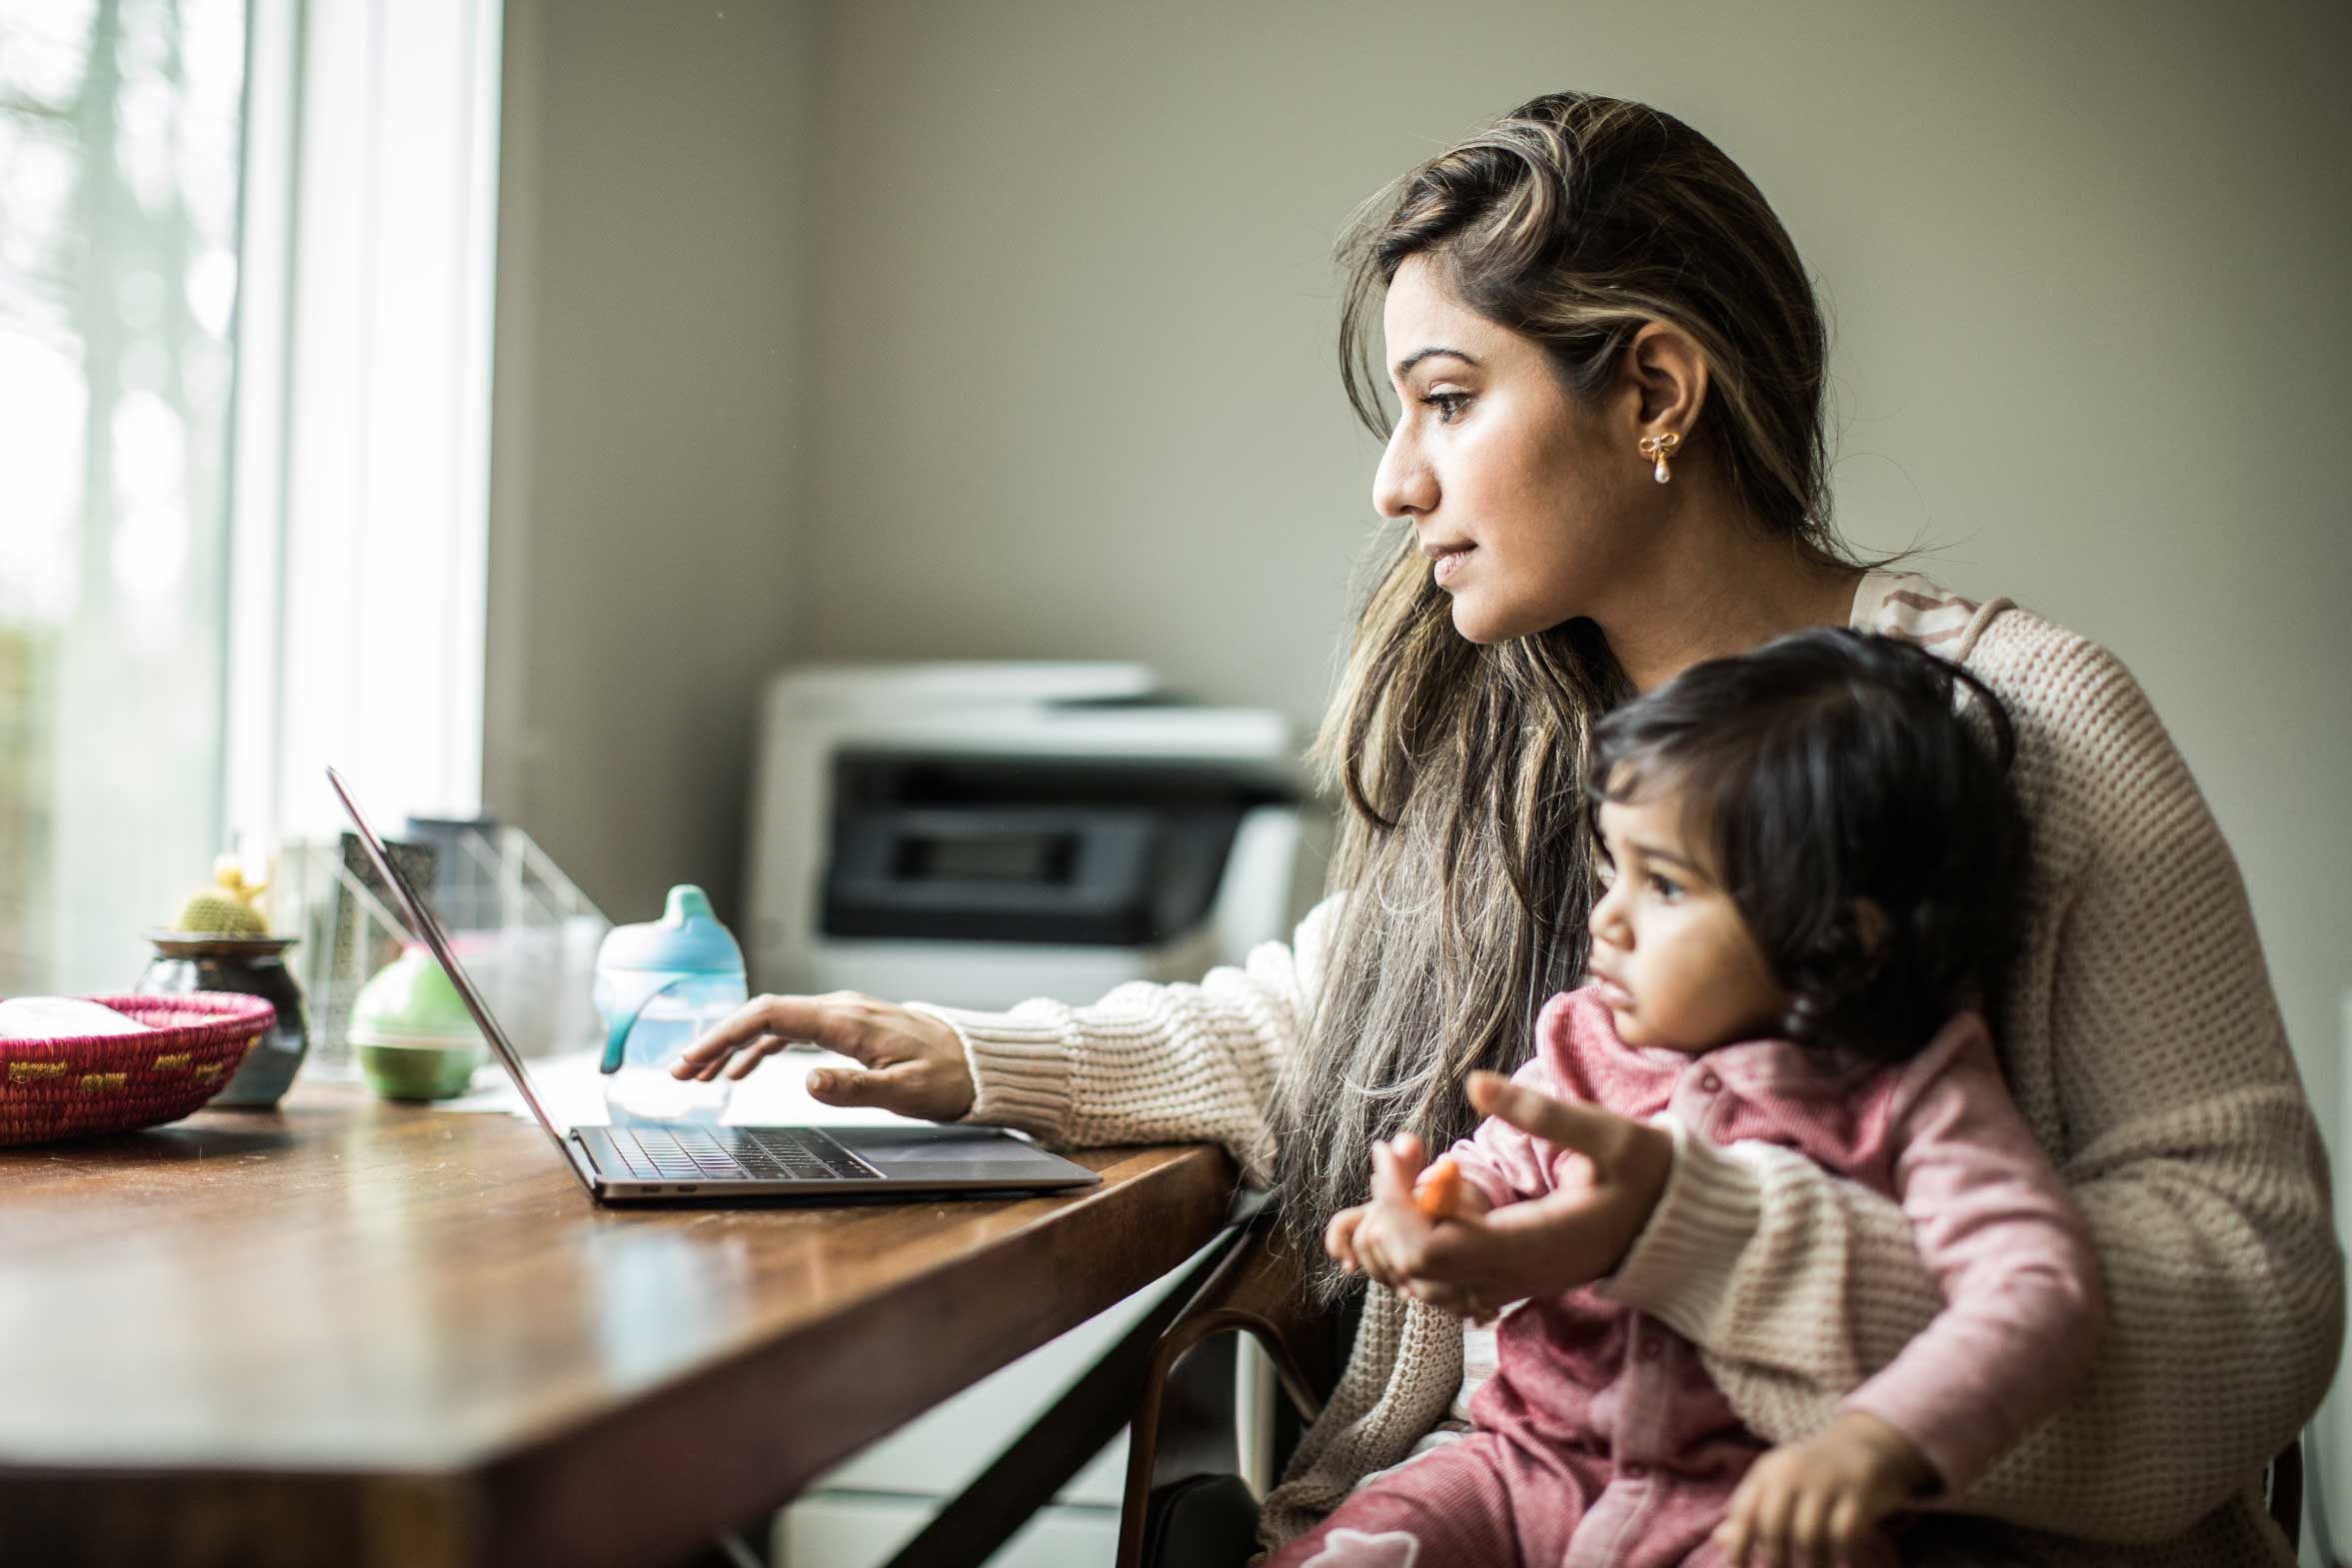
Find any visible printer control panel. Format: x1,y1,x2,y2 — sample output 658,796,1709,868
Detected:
821,753,1290,947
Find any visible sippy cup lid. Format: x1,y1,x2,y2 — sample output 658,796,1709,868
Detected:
595,884,745,975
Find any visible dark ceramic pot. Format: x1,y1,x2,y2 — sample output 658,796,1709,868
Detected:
135,934,310,1108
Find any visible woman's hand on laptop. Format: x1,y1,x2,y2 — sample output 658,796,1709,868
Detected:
671,992,977,1122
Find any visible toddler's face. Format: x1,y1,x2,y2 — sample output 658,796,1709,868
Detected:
1587,793,1787,1053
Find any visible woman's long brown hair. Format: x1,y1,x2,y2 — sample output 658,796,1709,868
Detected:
1272,92,1859,1296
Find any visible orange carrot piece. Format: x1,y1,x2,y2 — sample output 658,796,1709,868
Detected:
1415,1154,1462,1219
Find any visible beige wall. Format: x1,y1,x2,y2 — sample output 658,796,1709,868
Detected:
487,0,817,924
793,0,2352,1113
492,0,2348,1519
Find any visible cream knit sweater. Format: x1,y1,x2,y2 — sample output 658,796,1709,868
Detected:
912,576,2344,1565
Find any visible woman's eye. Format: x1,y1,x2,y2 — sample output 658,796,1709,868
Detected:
1420,392,1470,423
1647,872,1682,901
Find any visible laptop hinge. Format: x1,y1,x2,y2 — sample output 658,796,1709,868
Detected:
562,1127,607,1196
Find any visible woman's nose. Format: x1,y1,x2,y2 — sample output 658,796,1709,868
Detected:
1371,417,1435,521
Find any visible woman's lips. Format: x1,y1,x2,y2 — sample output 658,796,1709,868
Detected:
1589,973,1633,1010
1432,545,1474,585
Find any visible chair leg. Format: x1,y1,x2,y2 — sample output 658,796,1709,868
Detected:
2268,1433,2302,1554
1115,1224,1337,1568
876,1222,1252,1568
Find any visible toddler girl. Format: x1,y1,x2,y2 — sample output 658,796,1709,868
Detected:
1285,627,2107,1568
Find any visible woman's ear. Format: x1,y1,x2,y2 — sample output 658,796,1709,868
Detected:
1619,321,1710,436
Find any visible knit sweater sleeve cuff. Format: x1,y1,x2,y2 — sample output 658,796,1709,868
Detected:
1592,1115,1767,1339
1443,1138,1519,1213
904,1000,1077,1143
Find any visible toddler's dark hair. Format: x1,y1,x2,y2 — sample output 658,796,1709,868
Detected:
1589,627,2025,1064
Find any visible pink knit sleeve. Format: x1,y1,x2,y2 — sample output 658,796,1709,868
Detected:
1446,1055,1573,1211
1837,1017,2105,1496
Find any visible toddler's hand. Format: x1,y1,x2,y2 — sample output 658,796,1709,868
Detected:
1413,1153,1465,1219
1714,1410,1932,1568
1332,1138,1500,1321
1323,1202,1373,1274
1344,1145,1427,1293
1403,1154,1500,1321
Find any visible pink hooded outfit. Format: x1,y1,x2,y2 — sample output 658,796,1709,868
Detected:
1266,984,2106,1568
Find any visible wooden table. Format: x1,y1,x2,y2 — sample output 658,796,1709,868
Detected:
0,1081,1235,1568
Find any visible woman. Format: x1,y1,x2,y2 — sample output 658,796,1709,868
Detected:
680,93,2340,1564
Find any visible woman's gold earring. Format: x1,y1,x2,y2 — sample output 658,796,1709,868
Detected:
1638,432,1681,485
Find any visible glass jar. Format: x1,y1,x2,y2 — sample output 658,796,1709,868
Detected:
135,933,311,1107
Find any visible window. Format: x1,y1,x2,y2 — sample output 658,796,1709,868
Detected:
1,0,501,995
0,0,247,993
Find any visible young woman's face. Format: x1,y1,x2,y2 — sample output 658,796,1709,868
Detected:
1373,255,1648,644
1585,792,1786,1053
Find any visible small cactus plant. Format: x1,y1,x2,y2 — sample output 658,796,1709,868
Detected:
174,854,270,936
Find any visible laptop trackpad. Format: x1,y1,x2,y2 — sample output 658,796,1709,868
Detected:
837,1126,1088,1179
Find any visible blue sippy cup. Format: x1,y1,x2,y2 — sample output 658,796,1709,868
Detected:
594,884,748,1125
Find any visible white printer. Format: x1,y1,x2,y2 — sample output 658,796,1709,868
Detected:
743,661,1328,1010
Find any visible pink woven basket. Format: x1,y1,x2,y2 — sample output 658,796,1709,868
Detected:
0,992,276,1146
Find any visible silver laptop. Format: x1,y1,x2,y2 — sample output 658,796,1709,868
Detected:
329,767,1101,1203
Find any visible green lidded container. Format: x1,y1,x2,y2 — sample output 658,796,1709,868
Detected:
350,945,484,1101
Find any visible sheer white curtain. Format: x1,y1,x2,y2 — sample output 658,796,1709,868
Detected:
0,0,500,995
227,0,501,849
0,0,246,993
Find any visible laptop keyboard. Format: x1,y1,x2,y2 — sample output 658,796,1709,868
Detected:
604,1124,881,1183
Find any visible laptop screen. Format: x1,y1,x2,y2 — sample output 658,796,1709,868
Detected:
326,767,572,1153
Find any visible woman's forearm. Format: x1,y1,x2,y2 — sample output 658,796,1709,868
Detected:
912,894,1340,1183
